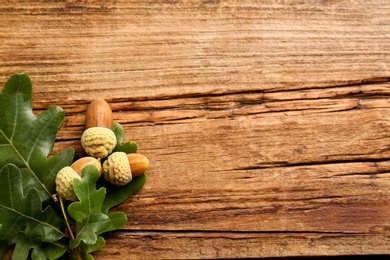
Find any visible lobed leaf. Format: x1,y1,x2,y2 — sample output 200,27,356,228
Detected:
113,122,137,153
68,166,111,249
0,164,66,254
79,236,106,260
102,174,147,212
9,234,68,260
99,174,147,232
0,73,74,201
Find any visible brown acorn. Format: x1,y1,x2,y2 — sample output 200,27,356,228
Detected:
127,153,149,177
71,157,102,177
85,98,113,129
102,152,150,186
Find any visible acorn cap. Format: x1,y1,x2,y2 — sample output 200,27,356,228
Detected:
55,166,81,201
102,152,132,186
81,127,117,158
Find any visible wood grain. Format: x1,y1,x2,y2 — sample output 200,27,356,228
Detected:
1,0,390,259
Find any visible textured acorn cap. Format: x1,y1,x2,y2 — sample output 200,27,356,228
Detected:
55,166,81,201
81,127,117,158
102,152,132,186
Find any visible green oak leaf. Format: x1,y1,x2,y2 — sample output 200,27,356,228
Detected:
101,174,147,232
113,122,137,153
100,211,127,233
0,73,74,201
68,165,111,249
9,234,68,260
79,236,106,260
103,174,147,212
0,164,66,257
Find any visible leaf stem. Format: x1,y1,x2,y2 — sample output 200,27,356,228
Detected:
59,196,75,240
75,247,82,260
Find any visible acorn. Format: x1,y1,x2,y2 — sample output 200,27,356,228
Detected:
126,153,150,177
85,98,113,129
102,152,150,186
71,157,102,177
81,99,117,158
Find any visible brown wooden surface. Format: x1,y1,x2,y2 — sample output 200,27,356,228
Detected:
1,1,390,259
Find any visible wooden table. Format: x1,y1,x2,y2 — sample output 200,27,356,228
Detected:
1,1,390,259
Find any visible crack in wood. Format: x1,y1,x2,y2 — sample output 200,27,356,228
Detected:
230,159,390,172
107,229,369,237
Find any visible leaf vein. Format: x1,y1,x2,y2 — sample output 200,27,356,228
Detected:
1,131,51,198
26,114,56,163
9,76,20,142
1,205,65,236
